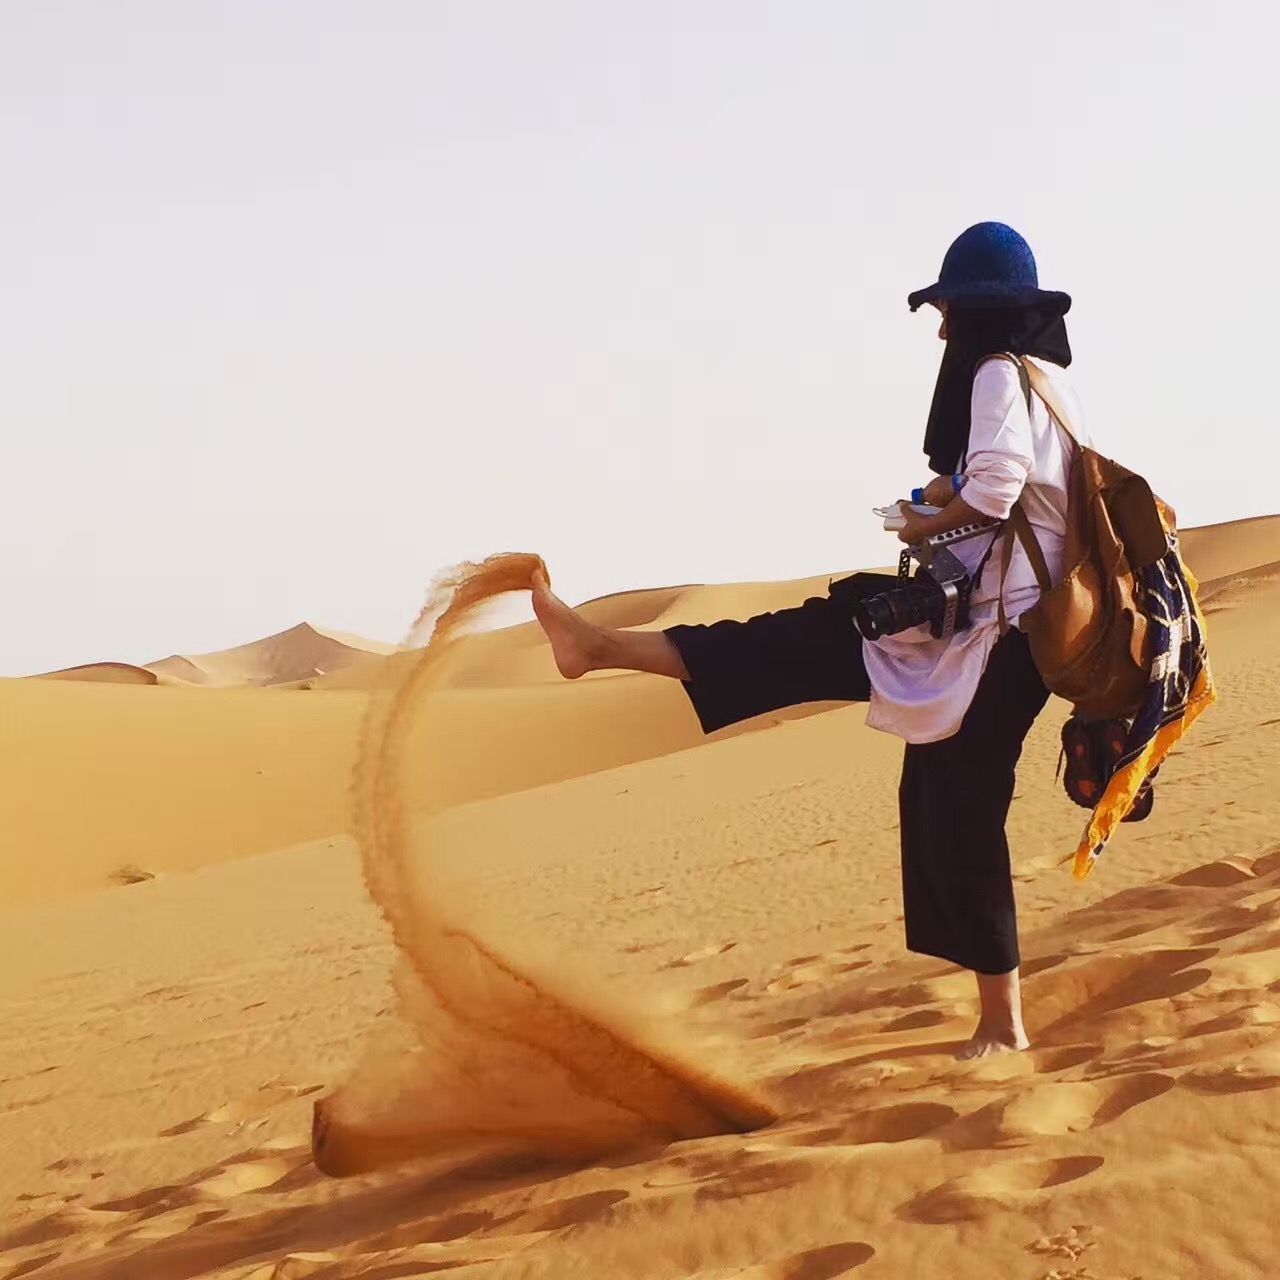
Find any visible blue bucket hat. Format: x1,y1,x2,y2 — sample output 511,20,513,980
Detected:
907,222,1071,314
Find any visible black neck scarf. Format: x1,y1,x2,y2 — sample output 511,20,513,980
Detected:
922,304,1073,474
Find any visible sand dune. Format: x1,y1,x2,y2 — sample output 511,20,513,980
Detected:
1,514,1278,1279
1178,512,1280,584
31,661,160,685
146,621,394,688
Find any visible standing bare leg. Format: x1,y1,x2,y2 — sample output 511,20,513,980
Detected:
531,571,690,681
956,968,1030,1059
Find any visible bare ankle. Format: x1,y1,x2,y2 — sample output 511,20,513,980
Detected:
577,625,610,672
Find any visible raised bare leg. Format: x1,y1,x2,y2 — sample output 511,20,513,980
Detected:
531,570,689,681
956,967,1030,1060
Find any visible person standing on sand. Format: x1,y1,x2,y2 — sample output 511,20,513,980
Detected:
531,222,1083,1059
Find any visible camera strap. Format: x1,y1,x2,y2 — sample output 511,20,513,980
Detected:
971,525,1005,603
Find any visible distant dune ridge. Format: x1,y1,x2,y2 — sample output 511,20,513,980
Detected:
2,514,1280,1279
30,621,394,688
31,622,394,691
145,621,396,688
32,661,160,685
26,515,1276,695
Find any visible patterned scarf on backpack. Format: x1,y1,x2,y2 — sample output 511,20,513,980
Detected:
1072,534,1216,878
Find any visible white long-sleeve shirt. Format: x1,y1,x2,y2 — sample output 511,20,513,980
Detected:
862,356,1086,744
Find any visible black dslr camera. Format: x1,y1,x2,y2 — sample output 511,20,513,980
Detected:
852,542,977,642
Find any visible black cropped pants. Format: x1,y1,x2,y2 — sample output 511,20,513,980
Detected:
664,576,1049,974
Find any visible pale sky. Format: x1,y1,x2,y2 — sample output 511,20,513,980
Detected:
3,1,1276,675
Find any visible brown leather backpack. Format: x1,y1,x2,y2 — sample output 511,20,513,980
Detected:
994,357,1173,720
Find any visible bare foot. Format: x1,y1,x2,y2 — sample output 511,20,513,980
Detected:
531,571,603,679
958,968,1029,1060
955,1022,1031,1060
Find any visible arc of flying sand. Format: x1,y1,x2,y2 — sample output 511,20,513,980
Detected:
317,553,773,1175
354,556,770,1131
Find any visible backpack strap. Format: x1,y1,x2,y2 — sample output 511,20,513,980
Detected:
1009,505,1053,590
983,353,1057,633
997,506,1053,633
975,351,1082,445
1014,356,1031,413
975,351,1031,402
1021,359,1082,446
1014,360,1080,587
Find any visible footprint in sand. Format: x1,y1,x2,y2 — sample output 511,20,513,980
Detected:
1170,858,1258,888
982,1073,1174,1146
722,1240,876,1278
108,1205,227,1244
139,983,193,1004
160,1082,324,1137
1201,950,1280,994
952,1051,1038,1086
753,1016,810,1039
902,1155,1105,1224
1014,852,1072,881
764,966,829,994
1181,1044,1280,1093
1,1204,128,1252
772,1101,958,1149
1028,1223,1098,1263
92,1183,202,1214
491,1188,629,1235
0,1095,56,1117
357,1208,493,1253
1032,1042,1103,1073
205,1083,325,1124
640,1147,811,1201
1103,1023,1277,1073
4,1251,63,1279
1028,947,1217,1040
196,1156,302,1197
666,941,737,968
109,865,157,886
761,952,874,995
101,1143,312,1210
1190,1001,1280,1036
881,1008,951,1033
237,1254,340,1280
690,978,751,1008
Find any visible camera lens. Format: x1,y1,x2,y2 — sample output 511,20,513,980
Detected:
853,595,894,641
853,580,941,641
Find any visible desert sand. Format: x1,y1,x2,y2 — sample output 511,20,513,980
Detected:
2,515,1279,1279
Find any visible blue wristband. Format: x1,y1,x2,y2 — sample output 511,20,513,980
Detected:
911,487,926,504
952,473,966,494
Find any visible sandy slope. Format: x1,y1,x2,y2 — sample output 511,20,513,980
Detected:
1,515,1278,1279
0,680,366,904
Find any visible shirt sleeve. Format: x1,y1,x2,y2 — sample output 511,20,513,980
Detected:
961,358,1034,520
